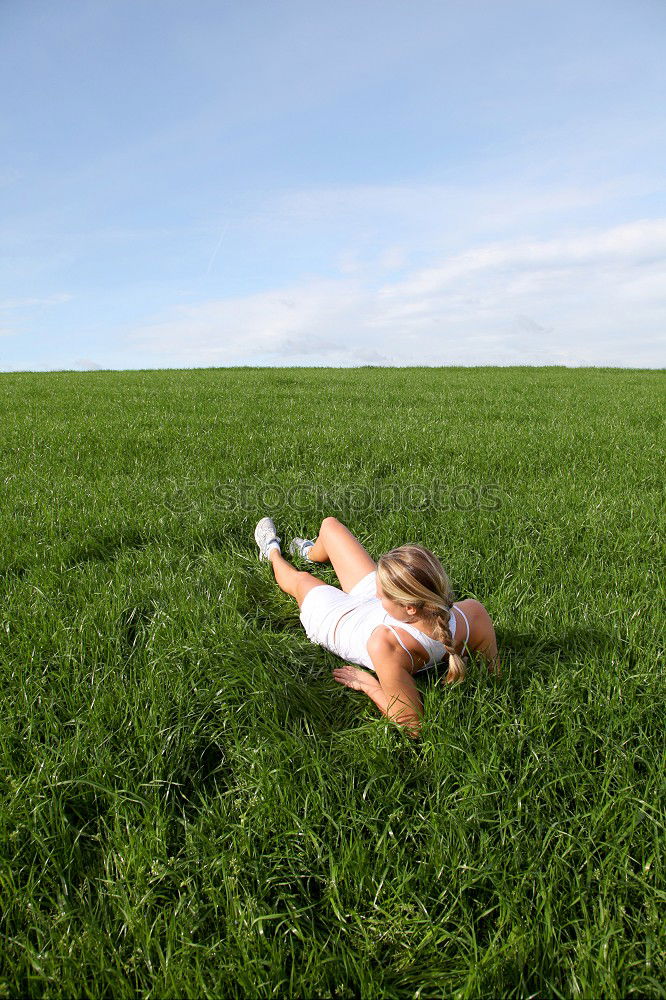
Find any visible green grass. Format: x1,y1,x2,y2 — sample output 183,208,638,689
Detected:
0,366,664,999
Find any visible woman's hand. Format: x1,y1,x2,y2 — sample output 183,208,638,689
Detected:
332,664,380,694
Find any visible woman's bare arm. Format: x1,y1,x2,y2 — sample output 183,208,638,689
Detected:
333,631,423,737
332,663,423,737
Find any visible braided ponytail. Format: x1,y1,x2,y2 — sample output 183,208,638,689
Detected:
429,607,466,684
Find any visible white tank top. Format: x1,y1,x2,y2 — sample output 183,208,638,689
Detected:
326,597,470,673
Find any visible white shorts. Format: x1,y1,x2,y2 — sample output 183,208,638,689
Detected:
299,570,377,653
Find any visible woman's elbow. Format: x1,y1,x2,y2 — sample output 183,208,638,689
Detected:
391,702,423,738
394,711,421,738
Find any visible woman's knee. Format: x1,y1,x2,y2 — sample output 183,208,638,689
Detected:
321,516,342,534
295,571,320,604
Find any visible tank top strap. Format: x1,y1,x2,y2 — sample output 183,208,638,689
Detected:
382,613,448,667
452,604,471,655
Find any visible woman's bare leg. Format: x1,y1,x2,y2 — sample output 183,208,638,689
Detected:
306,517,377,593
268,548,327,608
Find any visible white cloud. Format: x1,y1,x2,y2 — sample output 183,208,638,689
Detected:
0,293,73,310
380,219,666,300
74,358,103,371
259,177,656,254
128,217,666,367
132,220,666,367
130,279,380,363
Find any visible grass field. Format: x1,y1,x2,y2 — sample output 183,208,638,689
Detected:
0,367,664,999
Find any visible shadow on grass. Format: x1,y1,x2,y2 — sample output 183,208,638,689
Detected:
500,627,614,660
63,529,150,569
117,602,156,655
162,736,230,854
232,567,324,633
0,564,28,586
497,626,619,684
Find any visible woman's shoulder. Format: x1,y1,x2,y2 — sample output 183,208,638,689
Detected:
453,598,492,624
453,597,487,615
452,599,495,650
367,623,430,671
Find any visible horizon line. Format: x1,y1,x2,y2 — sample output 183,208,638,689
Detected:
1,364,664,375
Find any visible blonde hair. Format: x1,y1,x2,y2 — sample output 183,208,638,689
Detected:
376,544,466,684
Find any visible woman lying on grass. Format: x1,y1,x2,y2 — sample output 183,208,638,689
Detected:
254,516,500,738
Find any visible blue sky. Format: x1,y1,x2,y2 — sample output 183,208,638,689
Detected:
1,0,665,370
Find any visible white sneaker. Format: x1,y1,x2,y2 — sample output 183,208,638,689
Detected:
254,517,281,561
289,537,315,561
